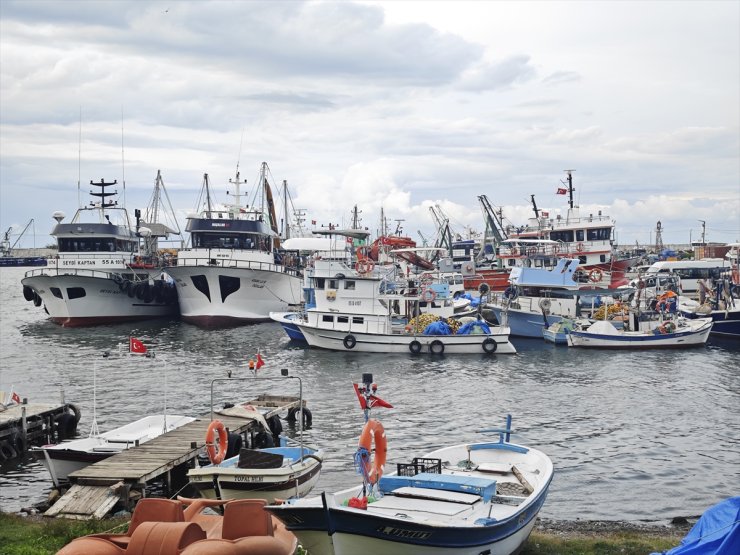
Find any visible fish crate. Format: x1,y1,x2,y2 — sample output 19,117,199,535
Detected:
396,457,442,477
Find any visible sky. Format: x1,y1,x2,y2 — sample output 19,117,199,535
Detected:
1,0,738,250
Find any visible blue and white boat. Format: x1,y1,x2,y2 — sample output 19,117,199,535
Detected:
266,378,552,555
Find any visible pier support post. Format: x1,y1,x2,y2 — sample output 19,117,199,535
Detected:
21,405,28,453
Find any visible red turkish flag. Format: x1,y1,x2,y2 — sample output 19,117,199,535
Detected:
129,337,147,355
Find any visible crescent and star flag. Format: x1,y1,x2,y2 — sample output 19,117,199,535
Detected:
556,187,568,195
129,337,147,355
256,352,265,370
11,391,21,404
353,383,393,410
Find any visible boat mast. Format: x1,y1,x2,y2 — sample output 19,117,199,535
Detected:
283,180,289,239
563,169,576,210
89,179,118,223
228,168,247,211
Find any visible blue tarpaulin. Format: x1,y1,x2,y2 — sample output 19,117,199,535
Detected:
423,321,452,335
651,497,740,555
456,320,491,335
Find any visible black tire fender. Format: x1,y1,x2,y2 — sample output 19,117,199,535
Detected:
224,432,243,460
56,413,77,440
409,340,422,354
23,286,34,301
482,337,497,354
0,441,17,461
343,334,357,350
287,407,313,429
430,340,445,355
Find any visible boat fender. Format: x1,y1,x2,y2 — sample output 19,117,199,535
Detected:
268,414,283,438
135,283,147,300
408,340,422,354
56,412,78,440
33,292,42,307
127,282,137,298
23,286,34,302
143,285,154,303
68,403,82,423
478,283,490,295
111,273,123,285
205,420,228,465
357,419,387,485
482,337,497,354
224,433,243,460
254,430,275,449
0,440,17,461
429,340,445,355
539,298,551,311
343,334,357,350
287,407,313,429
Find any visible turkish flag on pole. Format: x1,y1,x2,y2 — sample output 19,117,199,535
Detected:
11,391,21,404
556,187,567,195
256,352,265,370
130,337,147,355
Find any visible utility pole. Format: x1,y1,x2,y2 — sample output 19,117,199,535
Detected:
698,220,706,245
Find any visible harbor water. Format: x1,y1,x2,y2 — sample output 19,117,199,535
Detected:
1,266,738,521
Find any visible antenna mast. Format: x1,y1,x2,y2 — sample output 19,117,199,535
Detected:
562,169,576,210
121,108,126,208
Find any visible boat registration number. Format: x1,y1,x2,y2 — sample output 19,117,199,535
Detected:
233,476,264,482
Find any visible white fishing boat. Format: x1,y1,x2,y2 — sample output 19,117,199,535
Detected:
21,173,180,326
566,316,713,348
167,164,303,326
267,375,553,555
497,170,639,285
32,414,195,487
281,233,514,354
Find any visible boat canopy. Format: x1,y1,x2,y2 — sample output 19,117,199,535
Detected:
311,229,370,240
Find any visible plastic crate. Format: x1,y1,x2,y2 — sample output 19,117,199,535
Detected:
396,457,442,476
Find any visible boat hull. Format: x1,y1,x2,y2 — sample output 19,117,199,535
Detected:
296,325,517,354
0,257,47,267
681,307,740,339
270,311,307,341
21,272,177,327
490,305,565,338
168,265,301,325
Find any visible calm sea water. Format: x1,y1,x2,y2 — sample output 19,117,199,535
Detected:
1,266,738,521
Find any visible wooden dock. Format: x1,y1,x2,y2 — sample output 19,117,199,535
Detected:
0,401,79,461
46,395,301,519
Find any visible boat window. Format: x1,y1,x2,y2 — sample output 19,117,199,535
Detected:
352,316,364,324
587,228,612,241
550,230,574,243
322,315,334,323
337,316,349,323
66,287,86,300
576,230,585,241
329,280,339,289
600,254,607,263
315,278,325,289
578,256,587,264
345,280,356,290
219,275,240,301
50,287,63,299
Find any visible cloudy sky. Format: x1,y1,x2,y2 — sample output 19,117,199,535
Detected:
1,0,738,250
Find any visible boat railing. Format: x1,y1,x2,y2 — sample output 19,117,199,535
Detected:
23,267,155,281
176,256,302,278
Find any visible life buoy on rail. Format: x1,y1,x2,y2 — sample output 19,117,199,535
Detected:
343,334,357,350
463,262,475,273
503,286,518,301
588,269,603,283
357,419,387,485
205,419,228,465
421,288,436,302
355,259,375,275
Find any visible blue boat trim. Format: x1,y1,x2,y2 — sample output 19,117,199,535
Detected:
378,473,498,502
468,442,529,454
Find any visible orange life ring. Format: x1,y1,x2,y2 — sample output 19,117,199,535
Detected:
588,268,603,283
421,288,436,302
205,420,228,465
355,259,375,275
358,418,387,484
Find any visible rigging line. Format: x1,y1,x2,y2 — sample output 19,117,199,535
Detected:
121,107,127,213
77,107,82,208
